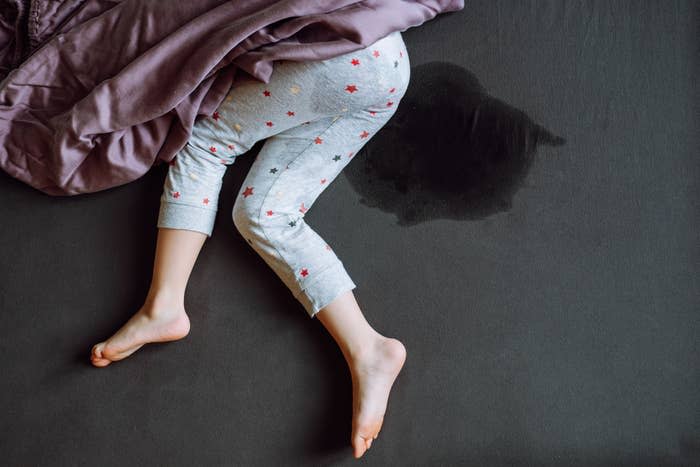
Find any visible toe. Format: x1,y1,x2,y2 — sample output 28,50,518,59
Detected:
92,343,103,359
351,417,383,458
95,360,111,367
90,356,112,367
90,343,112,367
352,436,367,458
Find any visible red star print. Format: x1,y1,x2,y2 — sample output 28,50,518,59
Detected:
351,58,360,66
300,268,309,277
172,191,180,198
212,111,220,120
320,178,327,184
345,84,358,93
314,136,323,144
242,186,254,198
348,152,355,158
220,159,227,164
389,87,396,93
228,144,235,150
299,202,308,214
369,111,376,116
266,210,273,216
263,90,271,97
203,198,210,205
287,111,295,116
266,121,274,127
210,146,217,152
386,101,394,107
373,50,380,57
360,130,369,138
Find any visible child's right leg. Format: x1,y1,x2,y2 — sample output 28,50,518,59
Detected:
228,31,411,458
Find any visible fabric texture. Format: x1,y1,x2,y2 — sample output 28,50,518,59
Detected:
157,30,410,318
0,0,463,197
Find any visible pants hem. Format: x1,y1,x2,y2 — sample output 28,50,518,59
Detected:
157,200,217,237
294,260,357,319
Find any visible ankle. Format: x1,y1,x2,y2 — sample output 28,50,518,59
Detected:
144,290,185,316
346,331,386,365
350,334,408,370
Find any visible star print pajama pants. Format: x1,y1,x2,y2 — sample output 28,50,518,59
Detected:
156,30,410,319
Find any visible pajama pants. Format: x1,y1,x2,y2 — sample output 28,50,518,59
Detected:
156,30,410,319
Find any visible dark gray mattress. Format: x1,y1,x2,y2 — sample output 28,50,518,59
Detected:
0,1,697,465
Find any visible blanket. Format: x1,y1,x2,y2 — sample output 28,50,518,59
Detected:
0,0,464,196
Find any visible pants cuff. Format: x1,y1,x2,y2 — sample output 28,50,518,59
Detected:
294,261,357,319
157,200,217,237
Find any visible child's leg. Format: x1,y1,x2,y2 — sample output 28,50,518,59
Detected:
315,290,407,458
231,30,411,454
92,102,243,366
91,228,204,367
230,104,399,319
228,30,411,319
231,103,409,458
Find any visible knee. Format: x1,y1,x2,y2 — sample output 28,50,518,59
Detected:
233,195,299,243
232,196,281,239
232,197,256,237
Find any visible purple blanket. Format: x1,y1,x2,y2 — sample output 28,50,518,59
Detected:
0,0,463,196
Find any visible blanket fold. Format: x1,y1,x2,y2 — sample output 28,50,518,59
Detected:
0,0,463,196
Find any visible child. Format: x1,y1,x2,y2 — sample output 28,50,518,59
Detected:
90,31,410,459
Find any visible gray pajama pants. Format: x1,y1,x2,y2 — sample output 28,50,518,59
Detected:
157,31,410,319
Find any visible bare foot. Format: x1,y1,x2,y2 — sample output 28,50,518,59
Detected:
349,336,407,458
90,298,190,367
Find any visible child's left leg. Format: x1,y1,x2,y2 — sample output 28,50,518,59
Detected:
91,227,204,367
